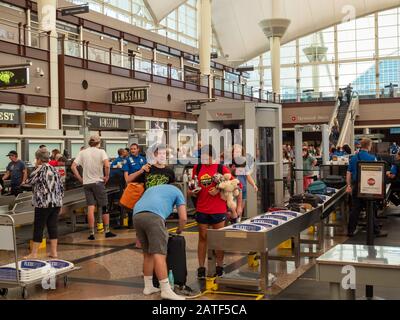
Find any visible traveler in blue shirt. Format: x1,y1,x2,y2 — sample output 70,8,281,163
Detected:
111,148,128,229
2,151,27,196
390,142,399,155
387,151,400,188
132,184,187,300
122,143,147,178
346,138,387,237
111,148,128,169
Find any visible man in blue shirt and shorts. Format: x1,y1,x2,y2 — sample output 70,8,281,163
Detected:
132,184,187,300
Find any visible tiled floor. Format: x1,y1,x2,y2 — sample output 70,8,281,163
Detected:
0,214,350,300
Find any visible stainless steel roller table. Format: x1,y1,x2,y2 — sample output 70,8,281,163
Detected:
206,187,348,293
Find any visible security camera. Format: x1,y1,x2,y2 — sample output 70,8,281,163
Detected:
36,67,44,77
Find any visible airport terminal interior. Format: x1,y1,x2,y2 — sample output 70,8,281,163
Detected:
2,0,400,301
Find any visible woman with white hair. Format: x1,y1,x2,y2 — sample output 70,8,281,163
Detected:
24,148,64,259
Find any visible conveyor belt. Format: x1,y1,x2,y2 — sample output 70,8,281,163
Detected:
6,187,119,226
206,186,347,293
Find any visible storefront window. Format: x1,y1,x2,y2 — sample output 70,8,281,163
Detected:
62,114,82,130
71,142,84,158
25,111,46,129
28,143,61,163
106,142,128,158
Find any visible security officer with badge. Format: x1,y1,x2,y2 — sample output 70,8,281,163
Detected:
122,143,147,228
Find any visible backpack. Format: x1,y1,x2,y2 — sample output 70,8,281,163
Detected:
322,175,346,188
191,164,224,208
307,181,327,195
119,182,145,209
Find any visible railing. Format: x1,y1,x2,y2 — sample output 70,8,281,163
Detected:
0,18,51,51
336,91,359,148
328,98,341,133
281,87,400,103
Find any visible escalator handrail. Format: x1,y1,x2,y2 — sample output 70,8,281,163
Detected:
336,94,359,147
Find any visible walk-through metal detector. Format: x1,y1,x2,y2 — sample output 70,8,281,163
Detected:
294,124,330,194
195,101,284,217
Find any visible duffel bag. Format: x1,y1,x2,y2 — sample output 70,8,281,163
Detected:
323,175,346,188
303,193,321,207
307,181,327,195
289,194,304,204
119,182,145,209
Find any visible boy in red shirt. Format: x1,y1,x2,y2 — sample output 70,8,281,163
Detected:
188,145,232,279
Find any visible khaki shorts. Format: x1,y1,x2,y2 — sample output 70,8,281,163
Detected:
132,211,168,255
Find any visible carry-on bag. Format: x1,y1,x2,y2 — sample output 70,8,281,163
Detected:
307,181,327,195
323,175,346,188
153,234,187,287
119,182,145,209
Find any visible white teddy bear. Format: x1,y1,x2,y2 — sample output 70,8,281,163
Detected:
213,173,240,210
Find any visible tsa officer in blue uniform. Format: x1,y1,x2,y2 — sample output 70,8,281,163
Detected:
123,143,147,180
122,143,147,228
346,138,387,238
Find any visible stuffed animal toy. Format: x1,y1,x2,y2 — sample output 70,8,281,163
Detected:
214,173,240,210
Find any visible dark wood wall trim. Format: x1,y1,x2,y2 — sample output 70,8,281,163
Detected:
0,91,50,107
64,99,85,110
26,95,50,107
283,97,400,108
63,99,196,120
359,98,400,104
355,119,400,126
0,40,49,61
282,101,334,108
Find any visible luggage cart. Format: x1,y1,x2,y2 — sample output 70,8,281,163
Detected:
0,213,80,299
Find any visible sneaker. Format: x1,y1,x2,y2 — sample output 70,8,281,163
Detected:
143,287,161,295
88,234,95,241
174,285,200,297
197,267,206,280
215,266,224,277
160,289,186,300
105,232,117,238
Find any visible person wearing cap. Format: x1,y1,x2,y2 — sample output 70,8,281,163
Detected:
2,150,27,196
71,135,117,240
354,140,361,153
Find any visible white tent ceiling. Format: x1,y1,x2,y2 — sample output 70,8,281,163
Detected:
145,0,400,66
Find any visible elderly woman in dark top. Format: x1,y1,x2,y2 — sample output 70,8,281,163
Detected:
25,148,64,259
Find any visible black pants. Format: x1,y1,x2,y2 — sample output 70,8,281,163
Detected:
33,206,60,243
348,186,379,234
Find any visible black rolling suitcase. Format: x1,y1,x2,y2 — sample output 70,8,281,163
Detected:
153,234,187,287
323,175,346,188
